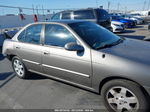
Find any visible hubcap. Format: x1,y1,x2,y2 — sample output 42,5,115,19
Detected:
107,86,139,112
13,59,24,77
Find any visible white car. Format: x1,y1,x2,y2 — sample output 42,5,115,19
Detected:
111,21,125,33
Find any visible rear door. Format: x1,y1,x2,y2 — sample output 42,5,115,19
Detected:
14,24,43,73
42,23,92,87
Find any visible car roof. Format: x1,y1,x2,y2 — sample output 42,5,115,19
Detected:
58,8,96,13
53,8,105,14
30,20,87,25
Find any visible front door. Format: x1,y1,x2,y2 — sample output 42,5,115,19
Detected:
42,24,92,87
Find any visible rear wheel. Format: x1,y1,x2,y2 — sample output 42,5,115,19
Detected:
12,56,29,79
101,79,149,112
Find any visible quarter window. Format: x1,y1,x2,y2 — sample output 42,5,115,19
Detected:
62,13,71,19
45,24,76,47
74,10,95,19
18,24,42,44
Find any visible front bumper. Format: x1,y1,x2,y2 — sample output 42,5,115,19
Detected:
112,25,125,32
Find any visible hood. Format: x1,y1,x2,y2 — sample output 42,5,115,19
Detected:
101,39,150,65
113,20,128,24
120,19,134,22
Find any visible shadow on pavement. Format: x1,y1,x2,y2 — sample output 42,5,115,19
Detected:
0,72,15,88
144,37,150,41
122,30,136,34
134,26,144,28
118,35,145,40
115,30,135,34
27,73,49,80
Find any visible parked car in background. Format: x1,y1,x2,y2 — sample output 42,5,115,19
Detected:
2,21,150,112
121,14,144,24
0,29,19,47
51,8,112,31
111,15,136,28
130,13,143,18
111,21,125,32
4,30,19,39
130,11,150,22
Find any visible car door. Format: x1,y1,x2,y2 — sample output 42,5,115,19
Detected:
42,23,92,87
14,24,43,73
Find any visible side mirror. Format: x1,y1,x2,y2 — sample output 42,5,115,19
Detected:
65,42,84,51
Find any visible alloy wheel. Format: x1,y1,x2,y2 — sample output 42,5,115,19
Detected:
13,59,25,77
106,86,139,112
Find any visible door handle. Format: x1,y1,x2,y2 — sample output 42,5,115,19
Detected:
15,46,21,49
43,52,49,55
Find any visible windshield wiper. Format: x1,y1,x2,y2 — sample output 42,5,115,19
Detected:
95,43,114,50
111,38,124,46
95,38,124,50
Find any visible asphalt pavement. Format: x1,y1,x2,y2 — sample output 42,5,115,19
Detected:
0,48,107,111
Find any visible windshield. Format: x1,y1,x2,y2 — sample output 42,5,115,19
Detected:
68,22,121,49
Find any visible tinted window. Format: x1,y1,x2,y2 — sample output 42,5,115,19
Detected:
111,16,123,20
45,24,76,47
51,13,61,20
74,10,95,19
69,22,120,49
62,13,71,19
18,24,42,44
96,9,110,19
18,30,26,42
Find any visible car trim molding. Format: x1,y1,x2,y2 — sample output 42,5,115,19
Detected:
23,59,40,65
42,64,90,78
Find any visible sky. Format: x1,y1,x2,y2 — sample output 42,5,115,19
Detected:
0,0,149,15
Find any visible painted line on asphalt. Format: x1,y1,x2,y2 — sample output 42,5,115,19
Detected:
0,73,16,88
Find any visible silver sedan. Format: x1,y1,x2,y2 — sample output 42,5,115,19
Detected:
2,20,150,112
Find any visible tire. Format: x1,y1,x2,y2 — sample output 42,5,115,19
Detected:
101,79,149,112
12,56,29,79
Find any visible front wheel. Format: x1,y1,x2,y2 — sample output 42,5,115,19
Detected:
101,79,149,112
12,56,29,79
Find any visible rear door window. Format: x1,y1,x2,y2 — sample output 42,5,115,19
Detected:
51,13,61,20
96,9,110,19
18,24,42,44
74,10,95,19
62,13,71,19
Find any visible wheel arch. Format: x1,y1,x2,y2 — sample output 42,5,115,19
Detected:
7,54,16,61
99,76,149,98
